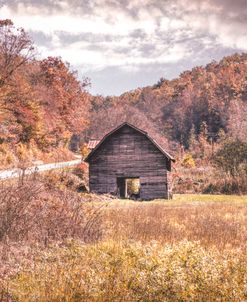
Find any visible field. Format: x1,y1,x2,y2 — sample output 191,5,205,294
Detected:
103,194,247,250
0,186,247,301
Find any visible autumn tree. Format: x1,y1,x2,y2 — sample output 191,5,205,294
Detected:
0,20,40,145
0,20,91,166
0,19,34,89
37,57,91,147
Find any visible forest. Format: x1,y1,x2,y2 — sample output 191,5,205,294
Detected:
1,19,247,194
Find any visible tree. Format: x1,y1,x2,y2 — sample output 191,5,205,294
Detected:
0,19,34,88
188,125,199,154
0,19,38,145
181,153,196,168
214,139,247,177
37,57,91,146
196,121,216,161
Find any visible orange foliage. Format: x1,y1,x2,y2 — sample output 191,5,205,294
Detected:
0,20,91,165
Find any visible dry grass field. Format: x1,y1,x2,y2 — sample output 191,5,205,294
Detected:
0,187,247,301
103,195,247,250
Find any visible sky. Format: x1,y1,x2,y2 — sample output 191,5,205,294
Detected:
0,0,247,96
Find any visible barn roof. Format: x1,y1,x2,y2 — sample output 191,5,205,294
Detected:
87,139,100,149
85,122,175,162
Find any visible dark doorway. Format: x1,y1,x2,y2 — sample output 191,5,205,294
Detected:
117,177,126,198
117,177,140,199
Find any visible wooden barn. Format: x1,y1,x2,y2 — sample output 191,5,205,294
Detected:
85,123,175,200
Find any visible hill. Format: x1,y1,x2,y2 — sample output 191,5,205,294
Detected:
89,53,247,151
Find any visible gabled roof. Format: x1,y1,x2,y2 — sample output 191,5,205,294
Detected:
87,140,100,149
85,122,175,162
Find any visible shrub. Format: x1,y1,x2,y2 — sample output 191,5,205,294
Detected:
181,154,196,168
44,170,84,192
0,180,104,245
203,176,247,194
73,162,88,180
81,143,90,159
5,241,247,302
0,143,16,169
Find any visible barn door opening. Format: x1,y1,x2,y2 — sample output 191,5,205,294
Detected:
117,177,140,199
117,177,126,198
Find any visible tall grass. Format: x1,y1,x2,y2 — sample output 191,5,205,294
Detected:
104,198,247,250
5,241,247,302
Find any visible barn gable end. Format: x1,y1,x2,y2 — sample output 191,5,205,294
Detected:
85,123,174,200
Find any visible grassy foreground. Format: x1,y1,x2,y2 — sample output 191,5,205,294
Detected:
7,240,247,302
1,193,247,301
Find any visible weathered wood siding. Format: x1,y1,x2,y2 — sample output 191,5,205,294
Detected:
88,124,171,200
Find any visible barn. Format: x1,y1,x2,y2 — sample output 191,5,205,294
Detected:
85,122,175,200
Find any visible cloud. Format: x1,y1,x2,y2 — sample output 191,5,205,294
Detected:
175,0,247,50
0,0,246,94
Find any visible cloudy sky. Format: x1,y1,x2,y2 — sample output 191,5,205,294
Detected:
1,0,247,95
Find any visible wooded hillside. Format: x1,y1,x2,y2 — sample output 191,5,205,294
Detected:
1,19,247,168
89,53,247,150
